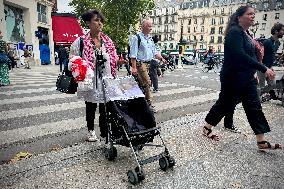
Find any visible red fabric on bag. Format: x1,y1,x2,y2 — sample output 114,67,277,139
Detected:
71,57,87,82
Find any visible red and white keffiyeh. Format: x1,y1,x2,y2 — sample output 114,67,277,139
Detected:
81,32,118,77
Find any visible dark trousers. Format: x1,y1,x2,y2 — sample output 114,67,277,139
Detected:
149,60,159,90
205,80,270,135
85,101,108,137
59,58,68,72
59,59,63,72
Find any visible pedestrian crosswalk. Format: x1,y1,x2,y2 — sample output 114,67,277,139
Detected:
0,66,219,163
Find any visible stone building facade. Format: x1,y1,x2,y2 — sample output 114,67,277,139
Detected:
0,0,55,65
150,0,284,53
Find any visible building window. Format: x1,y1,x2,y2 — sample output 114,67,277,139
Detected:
251,3,257,9
4,5,25,42
194,35,197,41
37,3,47,23
219,17,224,25
263,14,267,21
194,26,196,32
229,8,233,15
201,18,205,25
213,9,216,15
188,19,191,25
188,26,190,33
261,23,266,30
201,26,204,32
217,36,222,43
219,27,223,34
263,2,269,10
221,8,224,14
194,18,197,24
210,36,214,43
200,35,204,41
211,18,216,25
218,45,222,51
210,27,215,34
275,13,280,19
276,1,283,9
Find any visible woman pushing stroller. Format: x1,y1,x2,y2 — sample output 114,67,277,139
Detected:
69,9,126,142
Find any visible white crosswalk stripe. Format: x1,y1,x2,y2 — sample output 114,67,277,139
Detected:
1,82,55,88
0,87,57,95
0,67,218,150
0,93,72,105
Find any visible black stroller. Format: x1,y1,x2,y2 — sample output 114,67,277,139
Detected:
260,74,284,106
95,52,175,185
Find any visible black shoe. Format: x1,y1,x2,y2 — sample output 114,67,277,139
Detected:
269,93,278,100
224,125,241,133
149,105,157,113
153,88,159,93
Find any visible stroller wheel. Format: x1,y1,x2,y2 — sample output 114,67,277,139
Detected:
167,156,176,168
105,146,117,161
159,156,169,171
135,167,145,181
127,170,139,185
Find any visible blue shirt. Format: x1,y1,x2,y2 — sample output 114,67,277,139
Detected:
129,32,158,62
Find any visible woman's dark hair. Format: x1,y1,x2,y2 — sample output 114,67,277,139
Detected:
152,35,159,44
271,23,284,35
81,9,105,23
224,5,251,36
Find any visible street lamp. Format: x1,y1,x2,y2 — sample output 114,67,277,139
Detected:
250,21,259,38
164,44,167,53
192,40,197,50
177,18,189,69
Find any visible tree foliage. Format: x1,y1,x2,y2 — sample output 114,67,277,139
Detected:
69,0,155,49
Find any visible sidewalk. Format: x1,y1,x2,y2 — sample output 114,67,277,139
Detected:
0,102,283,189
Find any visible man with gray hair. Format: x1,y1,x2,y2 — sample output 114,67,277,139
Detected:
129,18,167,112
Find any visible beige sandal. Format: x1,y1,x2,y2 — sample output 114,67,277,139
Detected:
257,141,282,150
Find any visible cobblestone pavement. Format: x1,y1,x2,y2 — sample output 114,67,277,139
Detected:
0,64,283,188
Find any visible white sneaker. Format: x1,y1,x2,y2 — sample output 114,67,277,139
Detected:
87,130,98,142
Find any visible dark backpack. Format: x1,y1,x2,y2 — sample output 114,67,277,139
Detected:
255,37,267,45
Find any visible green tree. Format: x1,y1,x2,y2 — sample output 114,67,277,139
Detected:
69,0,154,50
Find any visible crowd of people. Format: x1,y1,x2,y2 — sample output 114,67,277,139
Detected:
1,5,283,150
0,30,34,86
66,6,283,151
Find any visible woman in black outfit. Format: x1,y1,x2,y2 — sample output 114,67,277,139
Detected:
203,6,282,150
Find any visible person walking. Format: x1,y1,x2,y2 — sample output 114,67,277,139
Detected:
223,23,284,133
58,45,68,72
129,18,167,111
193,49,199,68
202,6,282,150
204,46,215,66
257,23,284,99
0,30,11,86
23,47,31,69
149,35,161,93
69,9,126,142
